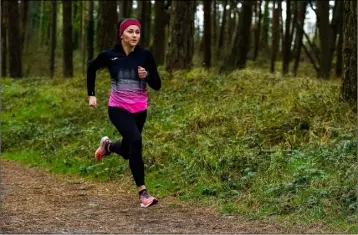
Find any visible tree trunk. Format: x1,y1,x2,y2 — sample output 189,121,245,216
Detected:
204,0,212,68
63,0,73,77
119,0,133,19
335,2,343,77
218,0,228,49
225,0,237,52
81,1,86,73
46,2,51,47
50,1,57,78
212,0,217,47
7,0,22,78
230,1,238,30
87,0,94,61
336,33,343,77
152,0,167,65
237,1,253,68
199,34,205,55
122,0,133,18
223,1,253,71
165,1,195,72
1,0,7,77
20,0,28,54
138,1,151,48
74,1,83,50
39,0,44,45
292,1,307,77
303,28,320,65
261,0,270,52
39,1,50,47
279,1,284,59
271,3,280,73
329,1,343,74
290,0,298,57
146,1,152,48
97,1,117,51
341,0,357,104
72,2,79,50
282,0,292,75
316,1,330,79
253,0,263,61
26,1,40,47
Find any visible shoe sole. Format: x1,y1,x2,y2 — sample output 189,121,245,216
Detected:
140,198,158,208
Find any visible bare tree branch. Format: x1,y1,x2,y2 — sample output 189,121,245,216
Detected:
303,29,320,65
302,42,319,75
309,0,317,16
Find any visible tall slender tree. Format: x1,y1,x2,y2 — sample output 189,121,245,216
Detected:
97,1,117,51
2,0,8,77
253,0,263,61
203,0,212,67
138,1,151,48
39,0,45,45
50,1,57,78
335,1,344,77
7,0,22,78
119,0,133,18
27,1,40,46
212,0,217,47
152,0,167,65
236,1,253,68
20,0,28,54
292,1,308,76
63,0,73,77
279,1,284,58
261,0,270,52
290,0,298,53
341,0,357,104
328,1,343,75
282,0,292,75
87,0,94,62
165,1,195,72
316,1,330,79
271,1,280,73
81,1,86,73
218,0,228,49
72,1,81,50
223,0,254,71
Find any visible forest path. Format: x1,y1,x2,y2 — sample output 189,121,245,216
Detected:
1,159,328,234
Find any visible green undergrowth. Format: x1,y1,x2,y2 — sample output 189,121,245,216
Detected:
1,67,356,233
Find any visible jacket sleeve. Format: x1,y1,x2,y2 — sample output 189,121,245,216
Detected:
144,50,161,91
87,51,107,96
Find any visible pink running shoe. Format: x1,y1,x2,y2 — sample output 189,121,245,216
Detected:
139,190,158,208
95,136,111,161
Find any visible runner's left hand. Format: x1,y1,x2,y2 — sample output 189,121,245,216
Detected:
138,66,148,79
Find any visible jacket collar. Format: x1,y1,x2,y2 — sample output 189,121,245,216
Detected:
113,42,141,56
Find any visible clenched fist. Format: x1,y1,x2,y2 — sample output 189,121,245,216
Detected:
138,66,148,79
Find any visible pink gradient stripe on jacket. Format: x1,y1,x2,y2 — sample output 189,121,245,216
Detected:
109,89,148,113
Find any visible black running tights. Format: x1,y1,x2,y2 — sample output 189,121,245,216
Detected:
108,106,147,187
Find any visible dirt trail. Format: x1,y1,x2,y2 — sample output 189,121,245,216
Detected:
0,159,329,234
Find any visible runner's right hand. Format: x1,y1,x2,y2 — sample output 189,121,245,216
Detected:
89,96,97,108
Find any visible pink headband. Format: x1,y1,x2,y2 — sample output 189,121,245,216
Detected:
120,19,141,36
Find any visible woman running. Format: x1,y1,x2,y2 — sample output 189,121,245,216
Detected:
86,18,161,208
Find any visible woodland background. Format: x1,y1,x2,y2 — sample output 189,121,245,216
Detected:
1,1,357,233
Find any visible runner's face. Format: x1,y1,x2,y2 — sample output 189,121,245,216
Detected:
121,25,140,47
